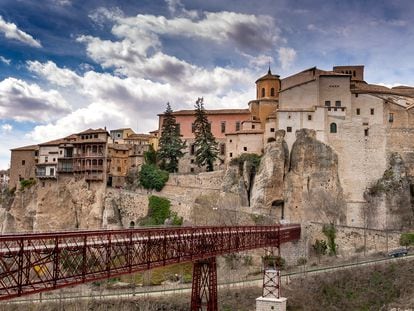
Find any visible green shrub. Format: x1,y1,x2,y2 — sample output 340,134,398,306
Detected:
262,255,286,269
323,223,337,256
20,178,36,190
140,195,183,227
400,232,414,247
229,153,261,175
139,164,169,191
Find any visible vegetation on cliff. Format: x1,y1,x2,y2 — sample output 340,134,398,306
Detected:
139,164,169,191
140,195,182,226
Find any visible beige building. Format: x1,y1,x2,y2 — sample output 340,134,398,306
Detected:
9,145,38,189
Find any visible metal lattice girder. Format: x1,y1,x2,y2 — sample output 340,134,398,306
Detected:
0,224,301,300
191,257,217,311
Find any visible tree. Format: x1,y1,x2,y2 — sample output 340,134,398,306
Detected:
193,97,219,171
157,103,186,173
144,144,157,165
312,239,327,263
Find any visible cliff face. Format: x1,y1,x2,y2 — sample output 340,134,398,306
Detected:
284,129,346,224
1,176,105,232
364,153,413,229
250,130,289,210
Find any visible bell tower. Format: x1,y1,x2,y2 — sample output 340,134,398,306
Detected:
256,68,281,99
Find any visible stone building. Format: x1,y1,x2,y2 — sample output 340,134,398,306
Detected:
9,145,38,189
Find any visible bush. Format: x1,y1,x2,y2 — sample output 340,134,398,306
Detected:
140,195,183,227
262,255,286,270
323,223,337,256
400,232,414,247
20,178,36,190
229,153,261,174
139,164,169,191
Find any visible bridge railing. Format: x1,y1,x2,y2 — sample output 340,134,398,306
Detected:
0,225,301,301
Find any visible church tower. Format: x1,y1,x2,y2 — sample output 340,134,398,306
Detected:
249,68,280,128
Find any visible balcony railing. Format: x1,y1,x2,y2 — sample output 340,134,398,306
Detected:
73,165,104,171
36,172,57,179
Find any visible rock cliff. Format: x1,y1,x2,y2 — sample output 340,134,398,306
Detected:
284,129,346,224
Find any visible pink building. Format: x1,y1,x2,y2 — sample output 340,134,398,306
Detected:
157,108,251,172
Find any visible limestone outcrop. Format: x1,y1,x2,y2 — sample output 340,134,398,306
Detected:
285,129,346,224
250,130,289,210
1,176,106,232
364,152,413,229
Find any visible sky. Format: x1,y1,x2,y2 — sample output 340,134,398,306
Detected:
0,0,414,169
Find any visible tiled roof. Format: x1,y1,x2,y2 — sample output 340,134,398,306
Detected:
255,69,280,83
77,128,109,135
10,144,38,151
226,129,264,135
39,134,77,146
159,108,250,116
352,81,414,97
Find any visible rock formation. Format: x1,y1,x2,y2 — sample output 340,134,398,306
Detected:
284,129,346,224
250,130,289,211
364,152,413,229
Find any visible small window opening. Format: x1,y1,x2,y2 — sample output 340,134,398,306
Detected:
270,87,275,96
356,108,360,115
389,113,394,123
325,101,331,107
261,88,265,97
370,108,374,115
364,128,369,136
287,127,292,133
330,123,337,133
308,115,312,121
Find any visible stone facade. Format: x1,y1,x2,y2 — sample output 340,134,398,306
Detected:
9,145,38,190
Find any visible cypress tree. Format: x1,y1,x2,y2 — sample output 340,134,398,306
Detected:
157,103,186,172
193,97,219,171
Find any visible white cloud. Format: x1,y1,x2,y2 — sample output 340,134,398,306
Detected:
278,47,297,70
1,124,12,132
27,60,81,87
0,56,11,65
0,15,42,48
0,78,70,122
165,0,199,18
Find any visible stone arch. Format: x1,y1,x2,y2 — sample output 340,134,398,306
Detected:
270,87,275,96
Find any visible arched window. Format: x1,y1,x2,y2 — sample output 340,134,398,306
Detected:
330,123,337,133
270,87,275,96
261,88,265,97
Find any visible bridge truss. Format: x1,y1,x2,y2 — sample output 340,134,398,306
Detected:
0,225,301,309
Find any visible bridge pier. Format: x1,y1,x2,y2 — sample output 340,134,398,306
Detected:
190,257,218,311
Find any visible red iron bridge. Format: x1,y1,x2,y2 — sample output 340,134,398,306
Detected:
0,224,301,310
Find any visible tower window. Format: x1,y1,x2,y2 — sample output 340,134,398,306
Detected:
335,100,341,107
235,121,240,131
270,87,275,96
389,113,394,122
221,121,226,133
287,127,292,133
325,101,331,107
261,88,265,97
330,123,337,133
356,108,360,115
270,128,275,132
364,128,369,136
229,152,233,158
308,115,312,121
370,108,374,115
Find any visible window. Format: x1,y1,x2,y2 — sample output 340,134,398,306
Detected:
190,144,195,155
94,134,98,138
355,93,359,98
117,167,121,172
221,121,226,133
325,101,331,107
60,150,62,155
235,121,240,131
190,168,194,173
22,160,25,165
176,123,181,134
270,87,275,96
261,88,265,97
117,133,121,138
252,124,255,129
287,127,292,133
330,123,337,133
243,147,247,151
389,113,394,123
50,168,55,176
229,152,233,158
270,128,275,132
34,151,38,156
191,159,194,164
353,70,356,77
370,108,374,115
356,108,360,115
364,128,369,136
335,100,341,107
53,158,56,162
308,115,312,121
45,157,48,163
220,143,225,155
191,123,195,133
229,139,232,143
